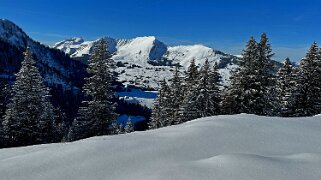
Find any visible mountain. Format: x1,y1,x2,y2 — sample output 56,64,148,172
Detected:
1,114,321,180
0,19,86,120
54,36,239,88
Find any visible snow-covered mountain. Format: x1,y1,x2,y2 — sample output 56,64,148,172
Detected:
0,19,86,88
1,114,321,180
0,19,86,119
54,36,239,88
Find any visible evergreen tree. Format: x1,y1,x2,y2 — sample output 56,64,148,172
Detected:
149,97,162,129
0,79,10,118
0,79,10,147
207,62,222,115
185,58,199,87
118,123,125,134
194,59,211,117
177,59,200,122
3,48,55,147
256,33,275,115
275,58,297,116
295,42,321,116
168,65,184,125
125,116,134,133
149,80,171,129
224,37,257,114
111,120,118,135
224,33,275,115
69,39,117,141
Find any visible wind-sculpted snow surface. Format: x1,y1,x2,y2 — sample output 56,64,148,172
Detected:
1,114,321,180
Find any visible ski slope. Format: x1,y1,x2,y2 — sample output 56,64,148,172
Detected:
1,114,321,180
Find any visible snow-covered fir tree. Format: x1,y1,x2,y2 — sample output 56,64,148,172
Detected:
193,60,221,117
194,59,211,117
149,79,171,129
168,65,184,125
149,97,162,129
185,58,199,87
125,116,134,133
223,33,275,115
111,120,118,135
223,36,257,114
295,42,321,116
2,48,55,147
256,33,276,115
177,59,200,122
69,39,117,141
207,62,222,115
0,79,10,147
275,58,297,116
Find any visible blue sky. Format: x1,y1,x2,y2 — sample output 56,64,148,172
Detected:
1,0,321,61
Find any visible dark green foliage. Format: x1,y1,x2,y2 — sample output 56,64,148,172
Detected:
223,33,275,115
275,58,297,116
176,59,201,122
207,62,222,115
69,39,117,141
295,42,321,116
149,79,171,129
2,48,56,147
125,116,134,133
168,65,184,124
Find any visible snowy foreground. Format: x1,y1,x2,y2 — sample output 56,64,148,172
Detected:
1,114,321,180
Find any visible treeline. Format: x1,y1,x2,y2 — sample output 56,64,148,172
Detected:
149,33,321,129
0,40,125,148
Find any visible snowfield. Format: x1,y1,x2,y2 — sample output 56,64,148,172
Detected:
1,114,321,180
54,36,239,89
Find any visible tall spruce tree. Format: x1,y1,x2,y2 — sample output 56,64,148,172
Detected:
188,60,222,118
177,59,200,122
224,37,257,114
275,58,297,116
185,58,199,87
3,48,55,147
295,42,321,116
195,59,211,117
223,33,275,115
0,79,10,147
69,39,117,141
168,65,184,125
149,79,171,129
207,62,222,115
256,33,275,115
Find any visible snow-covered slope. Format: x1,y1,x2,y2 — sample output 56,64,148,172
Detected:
165,45,221,67
0,19,28,47
54,36,238,88
113,36,167,64
1,114,321,180
0,19,86,89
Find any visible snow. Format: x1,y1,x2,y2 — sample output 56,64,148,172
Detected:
165,45,221,69
117,88,157,108
113,36,167,64
1,114,321,180
0,19,28,48
54,36,239,88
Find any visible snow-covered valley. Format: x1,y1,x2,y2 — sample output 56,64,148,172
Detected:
1,114,321,180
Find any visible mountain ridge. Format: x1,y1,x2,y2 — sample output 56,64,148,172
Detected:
54,36,240,88
0,18,86,120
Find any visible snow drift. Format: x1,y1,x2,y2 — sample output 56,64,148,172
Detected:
1,114,321,180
